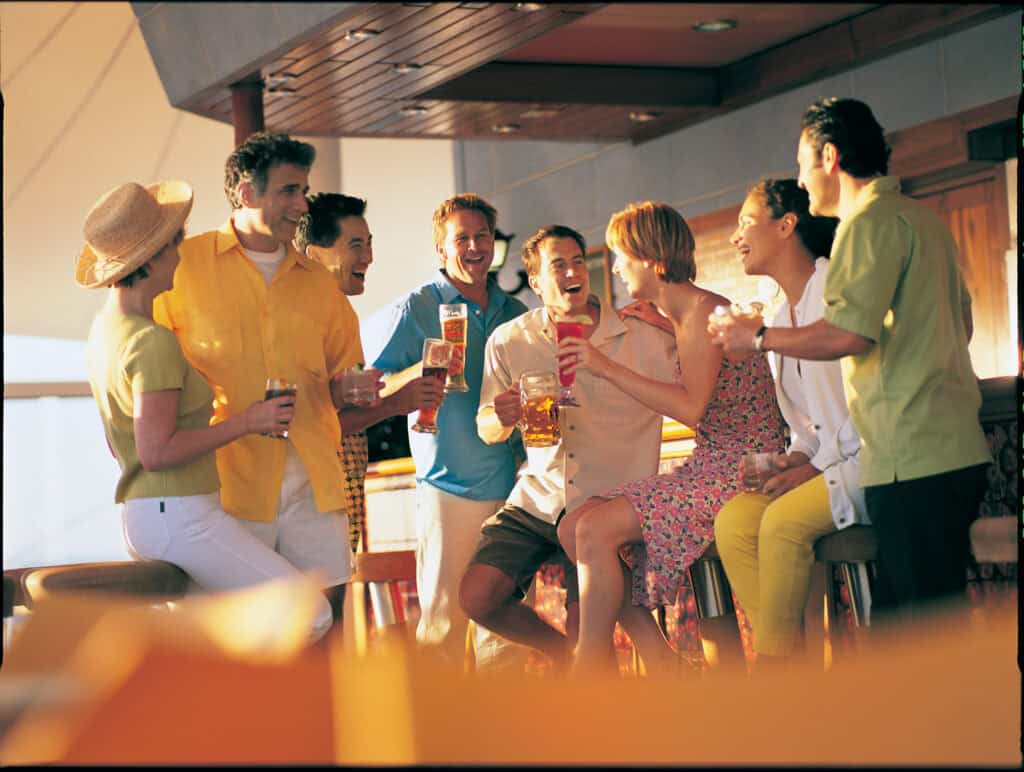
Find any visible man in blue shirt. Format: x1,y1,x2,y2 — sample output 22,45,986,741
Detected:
372,194,528,669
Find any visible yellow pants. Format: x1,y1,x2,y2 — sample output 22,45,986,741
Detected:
714,475,836,656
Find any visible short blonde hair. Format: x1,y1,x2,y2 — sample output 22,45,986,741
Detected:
605,201,695,283
431,193,497,250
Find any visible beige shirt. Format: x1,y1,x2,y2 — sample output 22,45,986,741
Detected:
477,297,678,524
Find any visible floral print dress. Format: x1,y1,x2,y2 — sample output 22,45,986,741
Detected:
607,352,787,608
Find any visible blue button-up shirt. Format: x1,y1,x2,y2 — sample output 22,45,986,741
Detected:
372,270,528,500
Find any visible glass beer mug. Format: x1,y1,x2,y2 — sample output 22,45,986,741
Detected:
518,370,561,448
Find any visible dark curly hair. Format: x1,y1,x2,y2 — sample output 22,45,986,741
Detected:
749,178,838,258
800,97,891,178
224,132,316,209
295,193,367,253
521,225,587,277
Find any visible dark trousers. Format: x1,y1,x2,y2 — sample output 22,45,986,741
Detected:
864,463,989,621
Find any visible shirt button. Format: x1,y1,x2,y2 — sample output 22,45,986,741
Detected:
814,424,821,430
568,479,574,485
474,309,481,316
568,453,575,459
569,425,575,431
828,480,836,485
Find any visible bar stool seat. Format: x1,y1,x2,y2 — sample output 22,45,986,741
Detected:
814,525,877,630
21,560,190,610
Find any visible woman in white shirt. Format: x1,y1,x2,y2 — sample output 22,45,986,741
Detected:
713,178,869,667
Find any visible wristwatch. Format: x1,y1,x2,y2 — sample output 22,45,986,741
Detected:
753,325,767,352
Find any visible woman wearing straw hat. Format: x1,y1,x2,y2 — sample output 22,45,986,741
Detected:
77,180,334,641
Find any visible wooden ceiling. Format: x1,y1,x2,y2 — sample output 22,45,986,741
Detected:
182,2,1013,144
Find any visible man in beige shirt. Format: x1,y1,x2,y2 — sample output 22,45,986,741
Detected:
459,225,678,668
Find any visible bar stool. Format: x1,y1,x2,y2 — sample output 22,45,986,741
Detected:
683,541,744,670
813,525,877,661
20,560,190,609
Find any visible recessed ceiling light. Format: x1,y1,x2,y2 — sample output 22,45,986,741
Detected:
628,110,661,123
492,123,522,134
391,62,423,74
264,74,295,90
512,2,545,12
345,28,381,41
399,104,430,115
692,18,737,32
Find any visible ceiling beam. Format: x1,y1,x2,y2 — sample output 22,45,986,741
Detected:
416,61,720,107
630,3,1015,144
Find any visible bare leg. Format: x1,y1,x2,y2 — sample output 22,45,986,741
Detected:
571,496,645,674
698,614,746,671
459,563,570,666
617,596,679,675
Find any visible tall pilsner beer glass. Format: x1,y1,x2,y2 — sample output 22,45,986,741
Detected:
439,303,469,392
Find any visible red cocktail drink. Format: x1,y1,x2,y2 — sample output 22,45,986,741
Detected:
554,319,584,407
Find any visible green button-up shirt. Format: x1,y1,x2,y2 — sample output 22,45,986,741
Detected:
823,176,991,486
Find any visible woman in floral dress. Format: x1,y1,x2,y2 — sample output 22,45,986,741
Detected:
557,201,786,674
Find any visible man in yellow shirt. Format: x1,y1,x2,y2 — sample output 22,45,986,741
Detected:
154,132,362,625
294,192,446,556
713,98,990,624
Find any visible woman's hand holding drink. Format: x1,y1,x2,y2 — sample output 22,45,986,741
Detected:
553,314,592,407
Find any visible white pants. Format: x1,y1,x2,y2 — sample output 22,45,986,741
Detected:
239,444,354,586
415,484,528,672
121,492,334,642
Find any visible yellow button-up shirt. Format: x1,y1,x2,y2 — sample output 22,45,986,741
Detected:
153,219,363,521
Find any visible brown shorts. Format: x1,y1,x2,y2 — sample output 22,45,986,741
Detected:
470,504,578,605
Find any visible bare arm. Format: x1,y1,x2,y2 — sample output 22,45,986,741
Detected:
134,389,294,472
338,376,445,434
477,386,520,445
712,315,872,361
559,323,722,427
379,361,423,398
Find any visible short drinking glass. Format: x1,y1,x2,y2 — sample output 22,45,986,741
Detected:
741,452,775,492
412,338,453,434
263,378,297,439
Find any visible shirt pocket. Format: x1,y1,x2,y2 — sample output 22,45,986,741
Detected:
278,307,329,379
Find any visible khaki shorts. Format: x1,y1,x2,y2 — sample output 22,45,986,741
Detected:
470,504,578,605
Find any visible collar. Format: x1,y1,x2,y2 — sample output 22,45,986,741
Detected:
217,218,312,270
849,175,901,219
539,294,624,344
434,269,505,307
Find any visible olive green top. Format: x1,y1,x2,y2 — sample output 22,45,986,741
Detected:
823,176,991,486
86,309,220,502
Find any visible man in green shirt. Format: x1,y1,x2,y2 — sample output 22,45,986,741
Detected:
712,98,991,622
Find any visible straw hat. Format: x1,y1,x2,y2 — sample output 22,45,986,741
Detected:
75,181,194,288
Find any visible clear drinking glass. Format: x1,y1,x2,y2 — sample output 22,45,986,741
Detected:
554,317,586,407
411,338,453,434
263,378,297,439
518,370,561,447
741,452,775,492
439,303,469,392
339,366,379,406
